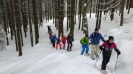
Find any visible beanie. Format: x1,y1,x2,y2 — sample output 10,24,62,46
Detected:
95,28,99,31
108,36,114,40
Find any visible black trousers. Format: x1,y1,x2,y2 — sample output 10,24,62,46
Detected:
67,42,72,50
101,54,111,70
52,41,55,47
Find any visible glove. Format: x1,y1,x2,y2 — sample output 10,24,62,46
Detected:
117,51,121,55
103,40,105,42
88,43,91,46
99,46,104,51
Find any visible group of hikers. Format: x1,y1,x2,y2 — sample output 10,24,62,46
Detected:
47,26,74,51
47,26,121,73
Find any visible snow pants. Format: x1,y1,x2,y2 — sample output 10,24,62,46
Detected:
56,43,62,49
62,42,66,49
101,54,111,70
81,44,89,55
67,42,72,50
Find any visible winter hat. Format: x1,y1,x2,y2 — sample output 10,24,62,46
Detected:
85,35,88,37
108,36,114,40
95,28,99,31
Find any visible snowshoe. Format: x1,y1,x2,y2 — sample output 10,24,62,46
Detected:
101,70,107,74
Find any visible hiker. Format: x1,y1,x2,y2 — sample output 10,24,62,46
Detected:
67,33,74,51
56,37,62,49
47,25,52,34
80,35,90,55
51,34,57,48
89,28,105,60
99,36,121,73
49,32,53,44
62,35,67,49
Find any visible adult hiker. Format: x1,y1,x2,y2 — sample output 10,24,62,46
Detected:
80,35,90,55
56,37,62,49
89,28,105,60
47,25,52,34
62,35,67,49
51,34,57,48
67,33,74,51
99,36,121,73
49,32,53,44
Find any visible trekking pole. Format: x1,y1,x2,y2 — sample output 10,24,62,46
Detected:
94,51,102,65
115,55,119,70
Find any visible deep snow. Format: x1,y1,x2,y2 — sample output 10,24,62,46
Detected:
0,9,133,74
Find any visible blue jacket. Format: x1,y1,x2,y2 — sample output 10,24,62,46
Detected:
51,36,57,41
89,33,105,44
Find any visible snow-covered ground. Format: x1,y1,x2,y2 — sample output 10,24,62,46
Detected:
0,9,133,74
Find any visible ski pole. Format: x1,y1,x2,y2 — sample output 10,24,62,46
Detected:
115,55,119,70
94,51,102,65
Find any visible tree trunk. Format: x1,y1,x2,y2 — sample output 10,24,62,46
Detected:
1,0,9,45
120,0,125,26
14,0,22,56
58,0,64,37
28,0,34,47
70,0,75,38
32,0,39,44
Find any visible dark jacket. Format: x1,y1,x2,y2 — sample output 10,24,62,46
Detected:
99,40,120,57
67,35,74,43
57,39,61,44
89,33,105,44
47,26,51,31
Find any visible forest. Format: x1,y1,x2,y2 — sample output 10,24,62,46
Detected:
0,0,133,56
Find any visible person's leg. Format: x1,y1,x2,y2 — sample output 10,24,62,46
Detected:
101,55,108,70
51,41,54,47
85,44,89,54
59,43,62,49
56,43,58,49
95,44,100,56
62,42,64,49
106,56,111,65
50,39,52,44
81,45,85,55
70,42,73,50
53,41,55,48
90,44,96,59
63,42,66,49
67,42,70,50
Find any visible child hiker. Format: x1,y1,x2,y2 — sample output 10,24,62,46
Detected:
62,35,67,49
51,34,57,48
80,35,90,55
56,37,62,49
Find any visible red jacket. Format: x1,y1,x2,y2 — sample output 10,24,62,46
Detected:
49,34,53,39
62,36,67,43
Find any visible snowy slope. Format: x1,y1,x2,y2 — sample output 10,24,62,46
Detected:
0,9,133,74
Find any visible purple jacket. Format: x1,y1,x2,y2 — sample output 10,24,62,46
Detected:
101,40,120,56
